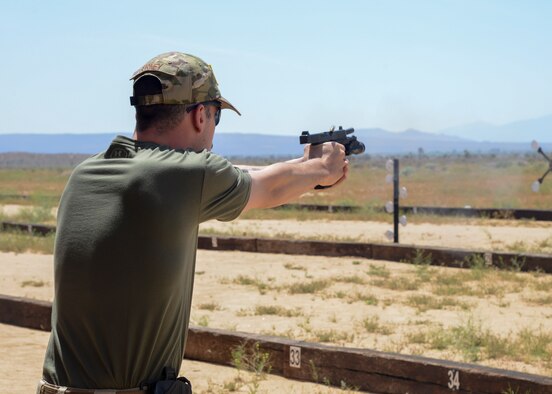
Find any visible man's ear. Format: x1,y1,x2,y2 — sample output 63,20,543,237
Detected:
191,104,206,133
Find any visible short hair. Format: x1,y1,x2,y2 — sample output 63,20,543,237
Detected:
133,75,188,133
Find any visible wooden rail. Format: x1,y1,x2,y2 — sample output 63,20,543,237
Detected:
2,221,551,273
402,206,552,221
197,235,552,273
276,204,552,222
1,295,551,394
1,221,55,235
275,203,359,213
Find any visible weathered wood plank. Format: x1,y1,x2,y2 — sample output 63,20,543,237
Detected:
275,204,359,213
1,221,55,236
274,204,552,222
198,236,552,273
274,203,552,222
0,294,52,331
403,206,552,222
3,295,551,394
2,221,552,273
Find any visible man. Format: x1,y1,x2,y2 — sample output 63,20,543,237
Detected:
39,51,348,393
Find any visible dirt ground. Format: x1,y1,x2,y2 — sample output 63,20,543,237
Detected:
199,218,552,253
1,217,552,393
4,203,552,253
1,323,350,394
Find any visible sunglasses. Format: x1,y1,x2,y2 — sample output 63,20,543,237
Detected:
186,101,222,126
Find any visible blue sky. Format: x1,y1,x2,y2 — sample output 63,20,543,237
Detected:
0,0,550,135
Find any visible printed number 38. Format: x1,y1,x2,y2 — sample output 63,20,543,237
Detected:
448,370,460,391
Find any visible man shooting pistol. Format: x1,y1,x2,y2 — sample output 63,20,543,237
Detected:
300,126,365,188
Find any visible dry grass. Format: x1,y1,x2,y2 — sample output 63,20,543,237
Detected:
0,168,67,207
3,158,552,380
0,230,55,254
3,154,552,223
406,317,552,365
254,305,303,317
288,279,331,294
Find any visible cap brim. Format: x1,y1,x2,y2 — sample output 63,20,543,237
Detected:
218,96,241,116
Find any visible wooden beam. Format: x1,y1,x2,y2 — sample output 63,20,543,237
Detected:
1,295,551,394
402,206,552,222
274,204,552,222
275,203,359,213
274,203,552,222
0,294,52,331
1,221,55,236
2,221,551,273
198,235,552,273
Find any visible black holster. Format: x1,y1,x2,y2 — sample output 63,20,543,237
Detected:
151,367,192,394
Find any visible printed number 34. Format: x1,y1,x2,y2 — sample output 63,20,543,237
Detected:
448,370,460,391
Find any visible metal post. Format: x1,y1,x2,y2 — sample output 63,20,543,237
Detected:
393,159,399,243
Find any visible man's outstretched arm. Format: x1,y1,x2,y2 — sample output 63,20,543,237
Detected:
242,142,348,212
235,156,306,172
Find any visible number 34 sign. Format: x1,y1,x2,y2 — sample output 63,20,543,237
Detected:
448,369,460,391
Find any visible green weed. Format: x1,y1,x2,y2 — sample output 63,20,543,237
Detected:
366,264,390,278
371,276,421,291
346,292,378,305
362,316,393,335
283,263,306,271
197,302,221,311
254,305,302,317
405,295,470,313
231,342,272,376
230,342,272,394
410,318,552,366
20,280,47,287
411,249,432,266
197,315,210,327
233,275,271,295
335,275,365,284
288,279,330,294
311,329,352,343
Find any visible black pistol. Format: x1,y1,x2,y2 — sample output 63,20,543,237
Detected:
299,126,365,189
299,126,365,156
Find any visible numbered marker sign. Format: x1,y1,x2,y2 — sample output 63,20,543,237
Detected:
289,346,301,368
447,369,460,391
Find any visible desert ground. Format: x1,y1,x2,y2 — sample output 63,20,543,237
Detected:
1,215,552,393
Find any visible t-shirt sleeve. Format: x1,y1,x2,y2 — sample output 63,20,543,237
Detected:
199,152,252,223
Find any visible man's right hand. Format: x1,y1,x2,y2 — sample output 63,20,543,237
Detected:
307,142,348,187
243,141,349,213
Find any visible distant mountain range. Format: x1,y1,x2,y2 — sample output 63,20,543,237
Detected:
438,114,552,143
0,114,550,156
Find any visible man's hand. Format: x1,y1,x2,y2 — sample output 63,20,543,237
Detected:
242,142,349,212
306,142,349,187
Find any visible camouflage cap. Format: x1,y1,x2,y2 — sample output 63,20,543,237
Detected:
129,51,240,115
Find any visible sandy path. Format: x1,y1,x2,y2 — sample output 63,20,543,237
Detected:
199,219,552,253
0,324,353,394
1,204,57,217
4,202,552,252
0,252,369,393
1,250,551,384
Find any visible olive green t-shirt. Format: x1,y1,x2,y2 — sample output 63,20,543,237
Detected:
42,136,251,389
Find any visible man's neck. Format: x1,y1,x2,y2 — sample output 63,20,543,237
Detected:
133,128,201,151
